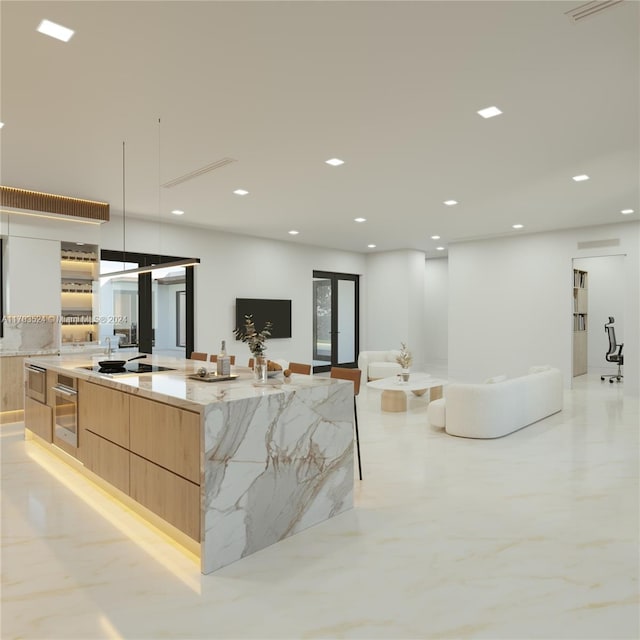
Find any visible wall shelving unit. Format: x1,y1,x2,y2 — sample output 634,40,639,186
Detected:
60,242,99,344
572,268,588,377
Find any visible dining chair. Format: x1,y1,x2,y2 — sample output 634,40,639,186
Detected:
190,352,207,361
210,354,235,365
330,367,363,480
288,362,312,375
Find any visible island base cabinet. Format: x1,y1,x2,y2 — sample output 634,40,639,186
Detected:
129,453,200,542
24,397,52,442
83,430,130,495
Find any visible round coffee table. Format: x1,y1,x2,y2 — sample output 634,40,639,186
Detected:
367,372,447,412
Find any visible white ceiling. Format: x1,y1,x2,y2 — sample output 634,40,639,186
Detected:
1,1,638,257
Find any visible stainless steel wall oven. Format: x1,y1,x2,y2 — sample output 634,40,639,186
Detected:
52,374,78,447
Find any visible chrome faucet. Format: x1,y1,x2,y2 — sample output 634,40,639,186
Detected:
105,337,112,356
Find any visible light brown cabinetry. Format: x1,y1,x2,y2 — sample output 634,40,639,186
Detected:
77,380,201,541
129,396,200,484
24,396,53,441
82,430,130,494
130,453,200,541
0,356,26,416
78,380,130,448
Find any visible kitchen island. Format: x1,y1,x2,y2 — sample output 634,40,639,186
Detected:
23,353,354,573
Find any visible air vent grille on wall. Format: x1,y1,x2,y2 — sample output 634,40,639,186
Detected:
565,0,624,22
161,157,237,188
577,238,620,249
0,186,109,222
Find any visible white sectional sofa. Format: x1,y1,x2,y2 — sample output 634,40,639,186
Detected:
357,350,402,381
427,367,563,438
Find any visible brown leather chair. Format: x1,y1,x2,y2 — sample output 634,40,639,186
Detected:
210,354,235,364
330,367,363,480
288,362,312,375
190,352,207,361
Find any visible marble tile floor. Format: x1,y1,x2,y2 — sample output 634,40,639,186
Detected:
2,372,638,640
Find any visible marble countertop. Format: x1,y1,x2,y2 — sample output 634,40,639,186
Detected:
24,353,337,412
0,348,59,357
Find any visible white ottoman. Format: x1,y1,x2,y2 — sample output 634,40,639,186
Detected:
427,397,446,427
368,361,402,380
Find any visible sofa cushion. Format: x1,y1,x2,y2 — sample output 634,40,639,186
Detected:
427,398,446,428
368,361,402,380
444,368,563,439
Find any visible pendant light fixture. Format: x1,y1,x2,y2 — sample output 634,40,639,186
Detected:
99,136,199,280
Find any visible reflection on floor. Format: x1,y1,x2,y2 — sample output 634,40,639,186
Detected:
2,372,638,639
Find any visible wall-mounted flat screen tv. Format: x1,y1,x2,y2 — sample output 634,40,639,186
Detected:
235,298,292,339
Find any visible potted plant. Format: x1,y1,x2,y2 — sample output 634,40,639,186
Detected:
234,315,273,381
396,342,412,381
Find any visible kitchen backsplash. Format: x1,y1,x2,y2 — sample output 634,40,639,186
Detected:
0,318,59,354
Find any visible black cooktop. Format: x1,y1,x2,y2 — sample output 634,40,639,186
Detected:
78,363,176,375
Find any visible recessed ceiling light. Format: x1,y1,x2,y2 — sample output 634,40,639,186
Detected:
354,217,366,223
443,200,458,206
171,209,185,216
621,209,634,215
367,244,376,248
37,19,74,42
288,230,299,235
477,106,502,119
512,224,524,229
325,158,344,166
572,174,590,182
233,189,249,196
436,246,445,251
431,235,440,240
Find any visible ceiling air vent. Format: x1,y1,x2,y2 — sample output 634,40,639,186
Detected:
161,157,236,188
577,238,620,249
565,1,624,22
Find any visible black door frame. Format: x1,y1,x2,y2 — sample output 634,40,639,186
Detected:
100,249,197,356
313,270,359,373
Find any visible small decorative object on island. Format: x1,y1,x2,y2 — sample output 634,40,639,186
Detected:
216,340,231,376
234,314,273,382
396,342,412,382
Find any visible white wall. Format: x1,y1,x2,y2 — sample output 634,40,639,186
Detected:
573,255,626,372
424,257,448,368
364,250,426,370
448,221,639,395
100,216,366,364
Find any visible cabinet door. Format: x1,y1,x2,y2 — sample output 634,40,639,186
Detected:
78,380,129,447
1,356,25,413
130,453,200,541
83,430,130,494
24,396,52,442
6,237,61,315
129,397,200,484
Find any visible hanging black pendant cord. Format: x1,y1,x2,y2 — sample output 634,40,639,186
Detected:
122,140,126,269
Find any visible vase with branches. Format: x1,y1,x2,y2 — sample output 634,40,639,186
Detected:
396,342,412,370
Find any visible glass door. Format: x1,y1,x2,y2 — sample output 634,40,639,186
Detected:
313,271,359,372
100,250,196,357
152,265,186,358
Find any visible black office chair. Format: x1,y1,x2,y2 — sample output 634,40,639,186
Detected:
601,316,624,383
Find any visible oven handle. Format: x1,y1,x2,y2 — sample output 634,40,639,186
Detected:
27,365,46,374
52,385,78,398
